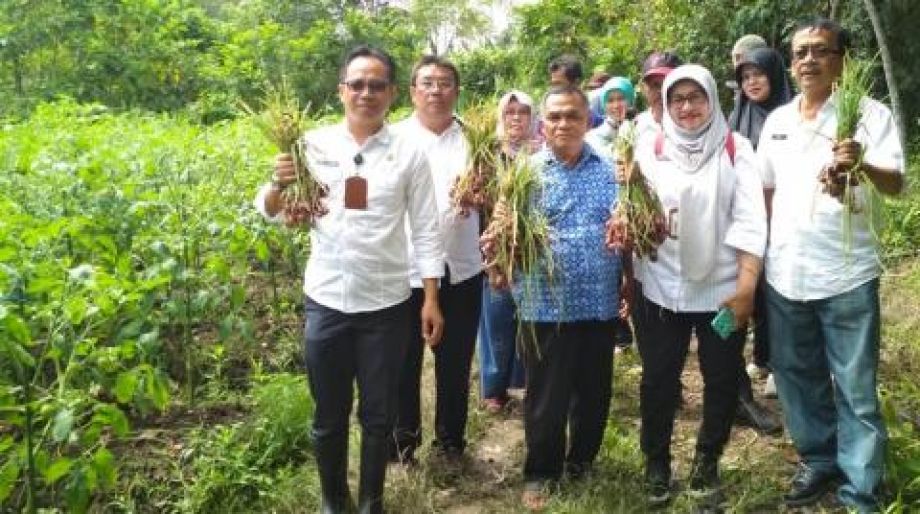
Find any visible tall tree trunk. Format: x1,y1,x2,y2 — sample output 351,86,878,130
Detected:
829,0,840,19
863,0,906,146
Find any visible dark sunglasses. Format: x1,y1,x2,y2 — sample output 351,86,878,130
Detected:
340,78,390,93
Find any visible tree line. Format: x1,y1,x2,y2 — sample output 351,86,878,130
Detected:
1,0,917,140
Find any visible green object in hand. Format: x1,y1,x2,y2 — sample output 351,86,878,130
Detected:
711,307,736,340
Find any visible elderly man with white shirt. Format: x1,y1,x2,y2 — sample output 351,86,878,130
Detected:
758,18,904,513
255,46,444,514
390,55,484,464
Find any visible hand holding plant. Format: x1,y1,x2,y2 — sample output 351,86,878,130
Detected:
480,157,552,288
819,55,874,213
242,79,329,227
606,125,667,260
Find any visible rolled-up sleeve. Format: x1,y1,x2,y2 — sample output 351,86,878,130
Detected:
859,98,904,175
253,183,284,223
724,135,767,258
406,149,444,279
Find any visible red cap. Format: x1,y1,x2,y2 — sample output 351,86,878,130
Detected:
642,52,683,80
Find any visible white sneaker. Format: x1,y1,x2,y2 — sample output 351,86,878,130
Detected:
746,363,769,380
764,373,777,398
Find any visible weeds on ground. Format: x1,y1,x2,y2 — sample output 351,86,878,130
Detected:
172,373,315,513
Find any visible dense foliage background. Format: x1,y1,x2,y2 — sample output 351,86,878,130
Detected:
1,1,918,512
1,0,918,138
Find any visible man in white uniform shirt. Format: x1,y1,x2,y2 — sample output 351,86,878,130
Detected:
758,18,904,512
390,56,484,464
255,46,444,514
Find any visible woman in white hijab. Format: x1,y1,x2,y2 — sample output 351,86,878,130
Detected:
626,64,767,506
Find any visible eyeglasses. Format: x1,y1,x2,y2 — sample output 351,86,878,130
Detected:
414,79,455,92
503,107,531,118
792,45,841,61
340,78,390,94
544,111,585,123
668,91,707,108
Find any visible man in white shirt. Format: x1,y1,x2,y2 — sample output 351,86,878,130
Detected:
634,51,682,143
255,46,444,514
390,56,484,464
758,18,904,512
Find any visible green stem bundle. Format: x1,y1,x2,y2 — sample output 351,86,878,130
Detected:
820,55,883,254
241,80,329,226
609,124,667,260
482,156,552,288
452,101,498,217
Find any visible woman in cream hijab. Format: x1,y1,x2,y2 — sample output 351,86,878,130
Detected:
626,64,767,507
477,90,537,414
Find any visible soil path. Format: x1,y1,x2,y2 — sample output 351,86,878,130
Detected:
407,340,801,513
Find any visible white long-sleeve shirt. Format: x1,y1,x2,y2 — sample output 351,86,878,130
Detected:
758,94,903,301
393,114,483,287
254,123,444,313
635,132,767,312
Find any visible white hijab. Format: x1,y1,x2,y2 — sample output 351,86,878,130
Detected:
660,65,730,281
496,90,537,148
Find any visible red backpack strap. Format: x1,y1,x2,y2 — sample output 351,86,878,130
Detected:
724,132,736,166
654,131,665,160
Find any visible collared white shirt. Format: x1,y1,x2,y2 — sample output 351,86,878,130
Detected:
254,123,443,313
586,119,634,164
758,94,903,301
635,133,767,312
393,114,483,287
635,110,661,146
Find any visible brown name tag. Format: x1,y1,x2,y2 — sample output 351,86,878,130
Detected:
344,176,368,210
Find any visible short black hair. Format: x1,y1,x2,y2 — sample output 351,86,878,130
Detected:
791,16,851,56
548,54,584,84
410,55,460,87
339,45,397,84
542,85,589,111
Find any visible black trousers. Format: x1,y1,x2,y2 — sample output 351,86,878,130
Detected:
632,292,744,465
751,276,771,368
521,320,616,483
304,296,410,457
392,272,483,458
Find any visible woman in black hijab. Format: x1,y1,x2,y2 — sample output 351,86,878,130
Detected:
728,46,793,436
729,47,793,148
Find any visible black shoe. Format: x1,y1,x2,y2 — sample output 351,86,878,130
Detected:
564,461,594,481
783,463,838,507
645,459,672,506
735,395,783,436
688,452,721,498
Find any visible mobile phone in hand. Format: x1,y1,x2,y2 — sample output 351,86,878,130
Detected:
711,307,736,340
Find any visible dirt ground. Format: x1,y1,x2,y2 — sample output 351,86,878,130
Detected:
385,337,822,514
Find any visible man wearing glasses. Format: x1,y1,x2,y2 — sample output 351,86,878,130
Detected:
757,17,903,512
255,46,444,514
390,56,484,465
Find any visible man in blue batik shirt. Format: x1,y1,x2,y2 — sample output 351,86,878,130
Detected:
483,85,623,510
